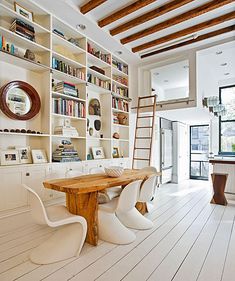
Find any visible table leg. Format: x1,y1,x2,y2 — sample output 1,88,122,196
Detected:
66,192,98,246
210,173,228,206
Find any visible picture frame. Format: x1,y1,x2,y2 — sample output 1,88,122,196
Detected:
112,147,119,158
91,147,105,159
0,150,20,166
14,2,34,21
31,149,47,164
17,146,32,164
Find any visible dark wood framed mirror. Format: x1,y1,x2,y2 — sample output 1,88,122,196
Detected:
0,81,41,121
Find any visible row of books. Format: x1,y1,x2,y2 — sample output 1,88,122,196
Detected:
87,42,111,65
0,35,17,54
112,97,129,112
52,57,86,80
52,98,85,118
10,19,35,42
54,81,79,97
112,59,128,75
52,143,80,162
112,84,128,97
113,75,128,86
87,73,111,90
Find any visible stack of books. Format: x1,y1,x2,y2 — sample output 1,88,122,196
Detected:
10,19,35,42
87,42,111,64
112,84,128,97
113,75,128,86
52,57,86,80
54,125,79,137
112,59,128,75
112,97,129,112
52,98,85,118
55,82,79,97
87,73,111,90
52,143,80,162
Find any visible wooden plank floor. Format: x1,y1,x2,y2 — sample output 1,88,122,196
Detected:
0,180,234,281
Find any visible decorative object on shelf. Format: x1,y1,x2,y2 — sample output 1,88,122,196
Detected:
112,147,120,158
52,140,80,162
105,166,124,178
68,38,80,47
0,150,20,166
31,149,47,164
117,113,128,125
94,120,101,131
89,127,93,136
10,19,35,42
54,119,79,137
90,66,105,75
113,132,120,139
87,118,90,131
16,146,32,164
100,133,103,138
0,81,41,121
91,147,105,159
24,49,35,61
14,2,34,21
87,153,92,160
0,128,43,134
89,98,101,116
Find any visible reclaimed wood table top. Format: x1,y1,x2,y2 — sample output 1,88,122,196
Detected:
43,169,161,194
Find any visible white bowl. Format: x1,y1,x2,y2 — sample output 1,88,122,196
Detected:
105,166,124,178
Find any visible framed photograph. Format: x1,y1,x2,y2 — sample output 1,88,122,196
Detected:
17,146,32,164
14,2,34,21
0,150,20,166
112,147,119,158
31,149,47,164
91,147,105,159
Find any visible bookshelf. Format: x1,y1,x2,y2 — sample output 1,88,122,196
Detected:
0,0,130,167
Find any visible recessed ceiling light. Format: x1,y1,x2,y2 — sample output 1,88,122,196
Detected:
220,63,228,66
115,51,122,55
224,73,230,76
164,80,169,83
183,65,189,69
76,24,86,30
216,51,223,55
154,72,159,76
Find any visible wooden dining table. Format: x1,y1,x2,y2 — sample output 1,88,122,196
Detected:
43,169,160,246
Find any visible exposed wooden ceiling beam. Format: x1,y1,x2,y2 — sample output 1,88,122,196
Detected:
122,0,234,44
132,11,235,53
98,0,156,28
110,0,194,36
80,0,107,14
141,25,235,58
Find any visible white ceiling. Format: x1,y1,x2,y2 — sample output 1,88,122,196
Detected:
35,0,235,63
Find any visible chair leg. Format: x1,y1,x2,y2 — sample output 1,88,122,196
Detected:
117,208,153,230
98,210,136,245
30,223,85,264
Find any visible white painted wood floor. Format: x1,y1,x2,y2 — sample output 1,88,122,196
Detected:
0,180,235,281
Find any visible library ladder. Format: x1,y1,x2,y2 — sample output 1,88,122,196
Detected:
132,95,157,169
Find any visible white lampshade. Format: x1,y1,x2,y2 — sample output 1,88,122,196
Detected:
207,96,219,107
213,104,225,113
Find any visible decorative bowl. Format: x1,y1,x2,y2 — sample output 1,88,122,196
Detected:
105,166,124,178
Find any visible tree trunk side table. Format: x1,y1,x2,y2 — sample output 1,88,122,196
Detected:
210,173,228,206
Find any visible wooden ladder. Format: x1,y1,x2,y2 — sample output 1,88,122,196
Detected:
132,95,157,169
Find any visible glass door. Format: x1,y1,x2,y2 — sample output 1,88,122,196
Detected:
190,125,209,180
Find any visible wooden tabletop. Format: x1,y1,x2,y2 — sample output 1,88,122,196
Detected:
43,169,161,194
209,159,235,165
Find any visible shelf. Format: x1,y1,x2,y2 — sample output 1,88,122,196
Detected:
0,50,50,72
51,135,86,139
111,92,131,102
0,132,49,137
52,32,85,55
112,79,128,89
51,91,86,102
0,26,50,53
87,137,111,141
87,82,111,94
87,52,111,69
112,138,129,142
113,123,129,128
52,51,86,69
112,108,129,114
52,113,86,120
0,3,50,34
112,66,128,78
52,69,86,84
88,67,111,81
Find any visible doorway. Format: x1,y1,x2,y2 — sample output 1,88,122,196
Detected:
190,125,209,180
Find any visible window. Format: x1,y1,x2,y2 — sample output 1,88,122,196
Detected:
219,85,235,155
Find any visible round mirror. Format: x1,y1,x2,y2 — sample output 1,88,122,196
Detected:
0,81,41,120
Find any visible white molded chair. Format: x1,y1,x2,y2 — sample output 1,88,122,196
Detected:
98,180,142,244
23,184,87,265
89,167,121,201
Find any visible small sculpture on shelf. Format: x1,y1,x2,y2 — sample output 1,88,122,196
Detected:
117,113,128,125
24,49,35,61
113,132,120,139
89,99,101,116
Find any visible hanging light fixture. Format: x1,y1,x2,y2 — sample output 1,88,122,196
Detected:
202,96,219,107
215,108,227,117
213,104,225,113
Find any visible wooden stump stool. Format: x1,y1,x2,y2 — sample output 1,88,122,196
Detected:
210,173,228,206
